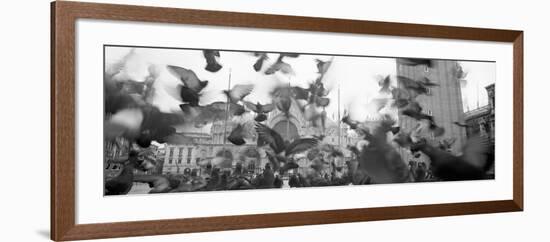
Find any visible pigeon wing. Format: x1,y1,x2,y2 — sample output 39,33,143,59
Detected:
260,103,275,113
166,65,202,91
243,101,259,112
228,84,254,101
285,138,319,156
255,123,285,153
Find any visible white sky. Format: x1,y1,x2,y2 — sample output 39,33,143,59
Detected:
458,61,496,111
106,46,495,125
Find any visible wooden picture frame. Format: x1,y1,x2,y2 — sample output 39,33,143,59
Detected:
51,1,523,241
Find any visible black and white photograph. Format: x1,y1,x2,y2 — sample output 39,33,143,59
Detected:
103,45,496,196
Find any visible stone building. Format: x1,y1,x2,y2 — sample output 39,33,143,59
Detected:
464,83,495,143
161,98,359,175
396,59,468,162
161,132,213,174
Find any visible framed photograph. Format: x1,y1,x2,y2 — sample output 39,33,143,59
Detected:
51,1,523,241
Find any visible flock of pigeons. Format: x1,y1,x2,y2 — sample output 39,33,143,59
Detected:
104,49,494,195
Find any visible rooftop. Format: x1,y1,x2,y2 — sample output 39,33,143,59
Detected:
464,105,491,119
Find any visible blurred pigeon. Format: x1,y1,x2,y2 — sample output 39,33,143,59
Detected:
410,135,491,181
167,65,209,106
244,101,275,122
203,50,222,72
223,84,254,103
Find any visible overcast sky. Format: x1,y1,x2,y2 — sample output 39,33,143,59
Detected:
458,61,495,111
106,46,495,126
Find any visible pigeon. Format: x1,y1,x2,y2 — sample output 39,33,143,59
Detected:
410,135,491,181
279,158,300,173
180,101,247,128
223,84,254,103
203,50,222,72
104,64,159,114
418,77,439,87
390,88,412,108
270,86,294,117
396,75,431,97
256,123,319,172
378,75,392,93
397,58,434,68
401,108,434,124
253,52,269,71
400,104,446,137
228,123,248,145
105,151,154,195
135,105,185,147
357,119,412,184
315,58,331,74
264,54,297,75
104,108,143,141
167,65,209,106
265,61,294,75
244,101,275,122
308,79,330,98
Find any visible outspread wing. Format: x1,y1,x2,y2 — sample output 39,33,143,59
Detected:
243,101,259,113
285,138,319,156
397,58,433,67
166,65,202,91
265,61,294,75
260,103,275,113
396,75,422,89
228,84,254,101
420,77,439,87
255,123,285,153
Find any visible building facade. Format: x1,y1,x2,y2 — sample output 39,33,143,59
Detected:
104,138,165,178
162,132,214,174
161,98,359,175
396,60,468,162
464,83,495,143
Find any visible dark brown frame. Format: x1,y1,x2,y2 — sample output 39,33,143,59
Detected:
51,1,523,241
